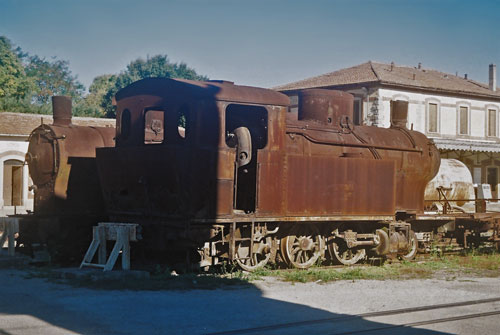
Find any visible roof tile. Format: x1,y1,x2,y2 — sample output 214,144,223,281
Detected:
0,112,115,136
275,61,500,100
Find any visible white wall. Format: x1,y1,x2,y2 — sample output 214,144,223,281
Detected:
375,88,500,140
0,136,33,216
370,88,500,191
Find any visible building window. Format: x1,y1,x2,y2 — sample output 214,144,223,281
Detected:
428,103,438,133
488,109,497,137
459,106,469,135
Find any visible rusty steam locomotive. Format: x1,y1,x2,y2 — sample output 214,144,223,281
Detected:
19,96,115,260
21,78,500,270
94,77,492,270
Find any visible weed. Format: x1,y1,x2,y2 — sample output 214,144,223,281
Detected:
274,251,500,283
21,250,500,288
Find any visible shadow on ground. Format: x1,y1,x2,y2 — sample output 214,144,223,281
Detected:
0,266,451,335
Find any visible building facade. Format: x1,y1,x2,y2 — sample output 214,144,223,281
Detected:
276,62,500,197
0,113,115,216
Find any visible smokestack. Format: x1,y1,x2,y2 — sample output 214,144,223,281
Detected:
52,96,72,126
489,64,497,91
390,100,409,128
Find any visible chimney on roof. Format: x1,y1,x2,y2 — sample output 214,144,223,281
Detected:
418,62,422,69
390,62,394,71
464,73,468,80
489,64,497,91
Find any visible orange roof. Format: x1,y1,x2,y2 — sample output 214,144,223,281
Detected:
275,61,500,100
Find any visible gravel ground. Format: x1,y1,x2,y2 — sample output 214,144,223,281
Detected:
0,267,499,335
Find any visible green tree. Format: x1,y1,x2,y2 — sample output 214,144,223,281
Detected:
24,55,85,105
0,36,32,99
102,55,208,117
74,74,117,117
89,74,118,96
2,37,208,118
1,36,97,116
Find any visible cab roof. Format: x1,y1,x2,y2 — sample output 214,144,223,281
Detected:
115,78,290,107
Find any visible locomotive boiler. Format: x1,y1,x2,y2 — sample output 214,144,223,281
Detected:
96,78,442,269
19,96,115,259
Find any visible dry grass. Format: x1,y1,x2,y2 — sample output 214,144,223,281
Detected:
23,250,500,289
270,251,500,283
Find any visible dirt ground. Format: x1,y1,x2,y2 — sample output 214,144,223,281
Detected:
1,265,500,335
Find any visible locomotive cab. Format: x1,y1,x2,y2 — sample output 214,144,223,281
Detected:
96,78,289,227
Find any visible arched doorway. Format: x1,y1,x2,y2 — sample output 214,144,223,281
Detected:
3,159,23,206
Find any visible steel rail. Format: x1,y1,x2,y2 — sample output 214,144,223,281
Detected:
330,310,500,335
206,297,500,335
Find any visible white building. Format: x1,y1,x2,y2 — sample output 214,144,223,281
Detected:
0,112,115,216
275,62,500,197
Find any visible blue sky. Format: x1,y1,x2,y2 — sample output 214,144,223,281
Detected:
1,0,499,91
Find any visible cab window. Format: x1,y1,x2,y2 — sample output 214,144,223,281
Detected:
144,109,164,144
120,109,131,140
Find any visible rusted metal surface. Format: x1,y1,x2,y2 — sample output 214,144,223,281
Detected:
52,96,72,126
285,125,423,152
191,215,396,224
26,96,115,216
298,89,353,125
286,156,396,215
115,78,289,110
98,80,440,226
285,91,439,215
13,80,499,270
280,223,324,269
95,78,465,269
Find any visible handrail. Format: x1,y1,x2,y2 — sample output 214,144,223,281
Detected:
287,129,423,153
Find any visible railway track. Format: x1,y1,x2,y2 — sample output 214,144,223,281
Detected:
207,297,500,335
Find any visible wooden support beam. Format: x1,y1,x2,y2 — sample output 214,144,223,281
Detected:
80,223,138,271
121,228,130,270
98,226,107,265
0,217,19,256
